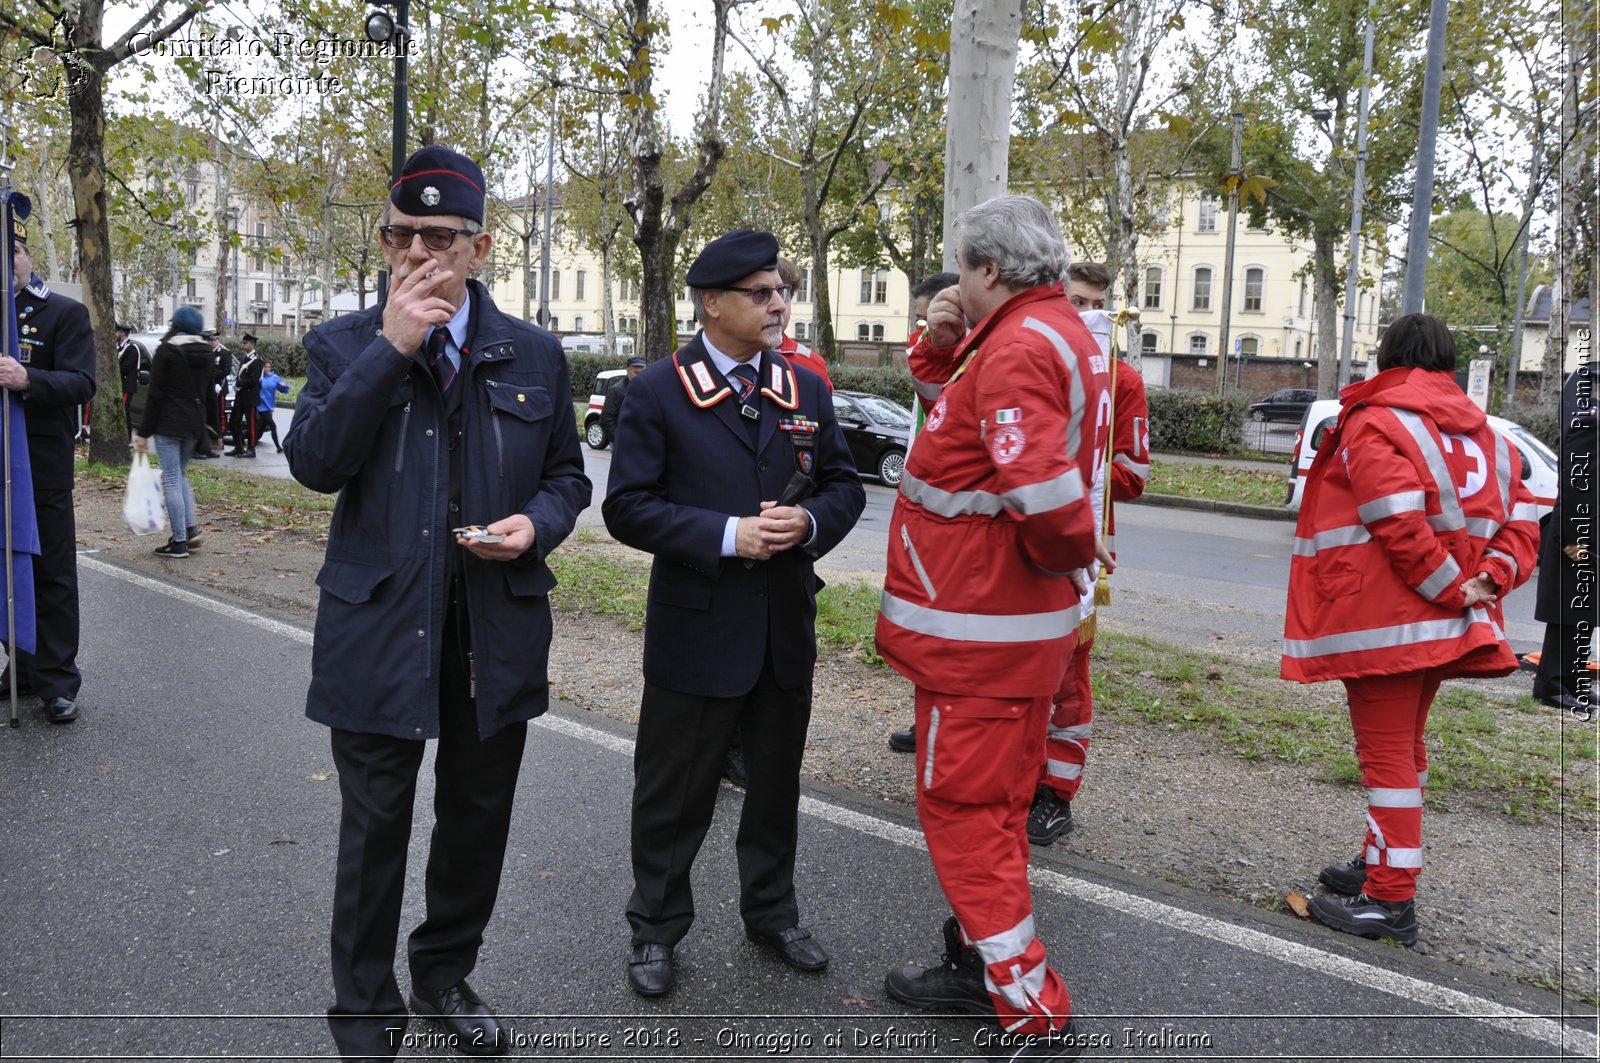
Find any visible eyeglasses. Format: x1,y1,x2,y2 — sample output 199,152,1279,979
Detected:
379,224,476,251
719,284,794,306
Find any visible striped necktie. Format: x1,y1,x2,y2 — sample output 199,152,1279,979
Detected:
428,327,455,393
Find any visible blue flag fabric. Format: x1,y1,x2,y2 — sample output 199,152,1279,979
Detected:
2,192,37,655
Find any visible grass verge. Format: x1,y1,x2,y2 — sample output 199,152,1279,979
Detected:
78,457,335,534
1146,460,1288,507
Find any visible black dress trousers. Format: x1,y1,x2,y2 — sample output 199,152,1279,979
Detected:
16,487,81,700
626,654,812,946
325,602,527,1060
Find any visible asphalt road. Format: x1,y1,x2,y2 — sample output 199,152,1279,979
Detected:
0,559,1592,1060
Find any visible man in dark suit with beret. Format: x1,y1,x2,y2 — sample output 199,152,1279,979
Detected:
1,224,95,723
286,145,590,1059
603,229,866,998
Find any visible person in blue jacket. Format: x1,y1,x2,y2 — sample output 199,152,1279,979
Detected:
285,145,591,1060
254,360,289,452
603,228,865,999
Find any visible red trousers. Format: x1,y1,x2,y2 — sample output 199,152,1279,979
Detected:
1341,669,1442,901
914,687,1072,1035
1039,637,1093,800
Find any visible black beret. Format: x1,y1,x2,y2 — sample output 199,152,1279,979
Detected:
626,356,647,368
685,229,779,289
391,145,485,225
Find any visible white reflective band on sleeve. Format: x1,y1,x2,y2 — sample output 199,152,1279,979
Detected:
1293,524,1373,556
1358,491,1427,523
1367,787,1424,808
972,913,1038,965
1509,502,1542,523
1493,432,1511,516
923,707,940,789
1415,556,1462,601
1418,769,1429,787
1385,848,1423,869
1461,516,1502,538
1284,611,1492,659
1046,759,1084,781
1483,548,1519,584
1366,845,1382,865
899,470,1086,519
1050,723,1093,741
1021,316,1088,440
881,591,1077,643
1113,453,1150,479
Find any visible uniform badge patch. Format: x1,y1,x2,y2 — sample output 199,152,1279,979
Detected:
421,185,441,207
691,361,716,393
925,396,948,432
995,407,1022,424
991,424,1026,464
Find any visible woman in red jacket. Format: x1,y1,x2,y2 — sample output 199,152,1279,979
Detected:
1283,314,1540,945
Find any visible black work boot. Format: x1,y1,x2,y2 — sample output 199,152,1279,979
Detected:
884,916,993,1015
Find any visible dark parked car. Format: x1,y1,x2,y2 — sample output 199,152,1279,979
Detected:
832,390,911,486
1248,387,1317,423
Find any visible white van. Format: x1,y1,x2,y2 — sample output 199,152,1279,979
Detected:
583,368,627,449
1284,398,1558,518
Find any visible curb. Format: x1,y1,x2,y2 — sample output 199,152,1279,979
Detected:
1131,491,1298,522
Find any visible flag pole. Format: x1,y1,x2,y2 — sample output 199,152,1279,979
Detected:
0,114,20,729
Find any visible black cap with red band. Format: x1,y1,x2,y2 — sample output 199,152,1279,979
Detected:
391,146,485,225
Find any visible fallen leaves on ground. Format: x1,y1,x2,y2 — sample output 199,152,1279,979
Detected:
1285,890,1311,919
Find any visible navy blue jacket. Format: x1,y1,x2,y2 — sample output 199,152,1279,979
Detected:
15,282,95,492
286,281,591,739
602,333,865,697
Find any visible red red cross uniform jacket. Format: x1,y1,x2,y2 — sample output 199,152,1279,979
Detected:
1283,368,1541,684
777,333,833,391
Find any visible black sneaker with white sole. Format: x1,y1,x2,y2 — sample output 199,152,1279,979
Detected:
153,538,190,559
966,1018,1087,1060
1026,786,1073,846
1318,855,1367,896
1307,892,1417,946
884,916,993,1016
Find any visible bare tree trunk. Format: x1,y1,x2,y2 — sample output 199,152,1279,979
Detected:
1314,234,1340,396
213,157,233,332
33,140,61,283
941,0,1024,271
67,55,122,463
601,242,617,356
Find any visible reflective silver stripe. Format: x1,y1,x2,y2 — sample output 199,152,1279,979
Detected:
1046,759,1083,781
1509,502,1541,523
1365,812,1387,850
1021,316,1087,446
985,958,1050,1020
1113,453,1150,479
923,707,940,789
881,591,1076,643
1284,609,1493,659
1483,547,1519,584
1415,555,1461,601
1366,845,1381,864
1493,432,1511,517
1386,848,1423,869
972,912,1037,965
901,527,938,601
1358,490,1426,523
1367,787,1424,808
1293,524,1372,556
899,469,1085,519
910,376,943,403
1418,769,1429,787
1050,723,1093,741
1461,516,1502,538
1392,409,1465,531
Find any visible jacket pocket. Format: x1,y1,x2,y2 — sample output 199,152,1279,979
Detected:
1313,562,1364,602
900,526,938,601
504,564,557,598
485,382,554,477
315,558,395,604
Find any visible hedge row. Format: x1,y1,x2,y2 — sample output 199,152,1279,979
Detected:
1146,388,1252,454
218,335,308,378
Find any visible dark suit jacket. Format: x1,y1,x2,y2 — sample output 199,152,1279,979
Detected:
603,333,865,697
14,285,95,492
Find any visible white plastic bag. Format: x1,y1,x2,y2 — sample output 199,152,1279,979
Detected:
123,452,168,536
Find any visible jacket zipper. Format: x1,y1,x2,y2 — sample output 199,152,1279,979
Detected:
393,402,411,473
901,526,938,601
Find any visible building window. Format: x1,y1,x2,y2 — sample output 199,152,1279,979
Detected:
1295,338,1304,359
187,246,198,266
254,282,264,301
1192,267,1213,311
620,277,638,301
860,268,888,304
187,181,198,204
1142,267,1163,310
528,269,539,295
872,323,885,341
1239,335,1259,357
1198,196,1218,232
1298,277,1308,318
1141,331,1159,353
575,270,586,301
797,269,812,303
549,317,559,331
794,321,808,340
574,316,585,331
552,270,562,300
186,279,196,299
1188,333,1209,355
1243,267,1264,312
857,322,871,340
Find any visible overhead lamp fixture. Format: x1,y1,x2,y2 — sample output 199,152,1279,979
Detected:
364,8,397,43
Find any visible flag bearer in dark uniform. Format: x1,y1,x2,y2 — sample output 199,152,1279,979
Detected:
285,145,591,1060
226,333,262,457
0,225,95,724
603,229,865,998
116,323,144,440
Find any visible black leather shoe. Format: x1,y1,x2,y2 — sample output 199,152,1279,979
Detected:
746,925,829,972
43,696,77,724
409,979,507,1056
627,942,674,997
888,727,916,753
242,449,256,458
225,449,243,457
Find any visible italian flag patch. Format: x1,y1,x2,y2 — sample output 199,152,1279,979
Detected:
995,407,1023,424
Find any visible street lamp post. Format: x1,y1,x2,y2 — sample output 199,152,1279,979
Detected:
365,0,411,304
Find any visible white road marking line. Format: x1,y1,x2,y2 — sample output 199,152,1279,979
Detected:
86,558,1598,1056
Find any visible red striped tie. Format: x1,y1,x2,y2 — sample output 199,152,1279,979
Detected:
428,328,455,392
